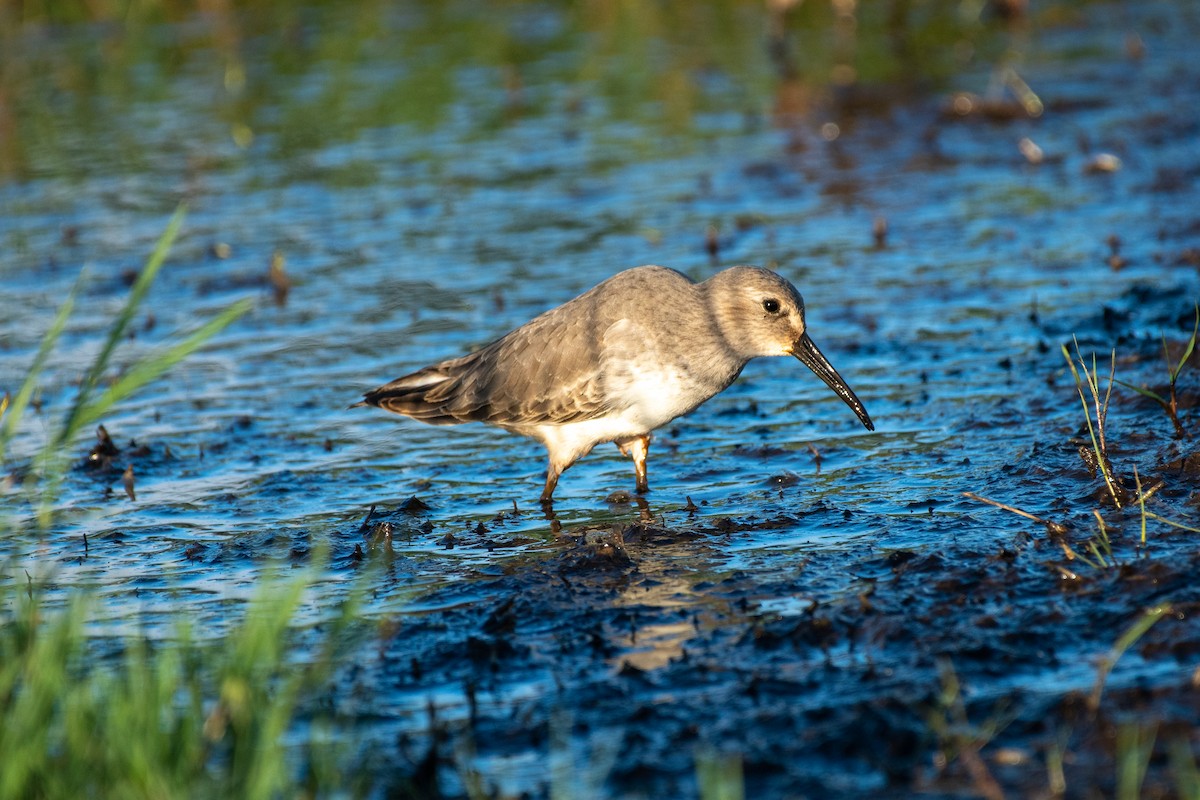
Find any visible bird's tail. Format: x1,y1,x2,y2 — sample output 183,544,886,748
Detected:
350,359,478,425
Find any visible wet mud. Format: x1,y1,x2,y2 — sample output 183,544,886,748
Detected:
3,0,1200,796
335,284,1200,799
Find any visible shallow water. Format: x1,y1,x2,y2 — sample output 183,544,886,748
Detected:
3,0,1200,795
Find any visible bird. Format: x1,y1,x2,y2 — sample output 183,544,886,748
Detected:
352,265,874,506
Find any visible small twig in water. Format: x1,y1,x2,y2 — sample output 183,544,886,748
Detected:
961,491,1068,536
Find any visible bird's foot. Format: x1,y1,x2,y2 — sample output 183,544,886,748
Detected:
634,495,653,522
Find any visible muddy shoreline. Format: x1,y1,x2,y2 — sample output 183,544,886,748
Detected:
3,1,1200,796
324,286,1200,798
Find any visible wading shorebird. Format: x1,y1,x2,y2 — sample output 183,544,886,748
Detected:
353,265,874,506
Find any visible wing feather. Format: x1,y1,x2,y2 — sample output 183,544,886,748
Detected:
355,266,695,428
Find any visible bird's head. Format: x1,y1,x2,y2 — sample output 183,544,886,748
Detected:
706,266,874,431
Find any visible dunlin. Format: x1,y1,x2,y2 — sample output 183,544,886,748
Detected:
353,265,874,505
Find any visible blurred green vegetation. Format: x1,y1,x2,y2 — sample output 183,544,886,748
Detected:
0,205,252,527
0,207,365,797
0,563,368,799
0,0,1031,183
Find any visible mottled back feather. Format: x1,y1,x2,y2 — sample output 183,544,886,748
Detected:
356,268,700,427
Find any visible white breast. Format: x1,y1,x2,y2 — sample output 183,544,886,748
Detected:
597,317,718,429
608,360,698,431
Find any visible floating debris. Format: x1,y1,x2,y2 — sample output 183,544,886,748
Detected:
85,425,120,470
269,250,291,306
1018,136,1044,164
1084,153,1122,174
122,465,136,501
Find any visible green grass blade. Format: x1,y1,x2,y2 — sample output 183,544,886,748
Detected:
56,204,186,449
1102,349,1116,425
0,275,81,460
1117,723,1157,800
1114,378,1167,406
1090,605,1171,711
1144,512,1200,534
696,747,744,800
1168,737,1200,799
1173,303,1199,381
72,298,253,435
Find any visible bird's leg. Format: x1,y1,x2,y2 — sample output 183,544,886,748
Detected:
617,435,651,495
633,435,650,494
540,467,560,508
541,459,570,508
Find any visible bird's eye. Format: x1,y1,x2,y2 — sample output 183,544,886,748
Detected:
762,298,781,314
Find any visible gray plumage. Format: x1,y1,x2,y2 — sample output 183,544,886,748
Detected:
353,265,873,505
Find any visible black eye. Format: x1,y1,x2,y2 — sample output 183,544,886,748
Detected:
762,298,781,314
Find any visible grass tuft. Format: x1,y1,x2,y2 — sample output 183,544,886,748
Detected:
1061,338,1126,507
927,659,1008,800
0,204,253,528
1088,605,1172,713
0,557,367,798
0,208,372,796
1116,303,1198,438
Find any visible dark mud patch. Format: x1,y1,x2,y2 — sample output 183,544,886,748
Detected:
348,515,1200,798
326,279,1200,797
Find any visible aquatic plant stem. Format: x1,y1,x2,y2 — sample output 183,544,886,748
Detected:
1061,340,1122,508
1116,303,1198,438
1134,467,1147,546
1088,605,1171,713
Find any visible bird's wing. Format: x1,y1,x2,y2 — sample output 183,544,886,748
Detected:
440,301,616,426
358,267,695,428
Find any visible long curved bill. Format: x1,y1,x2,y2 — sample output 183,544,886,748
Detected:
791,334,875,431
